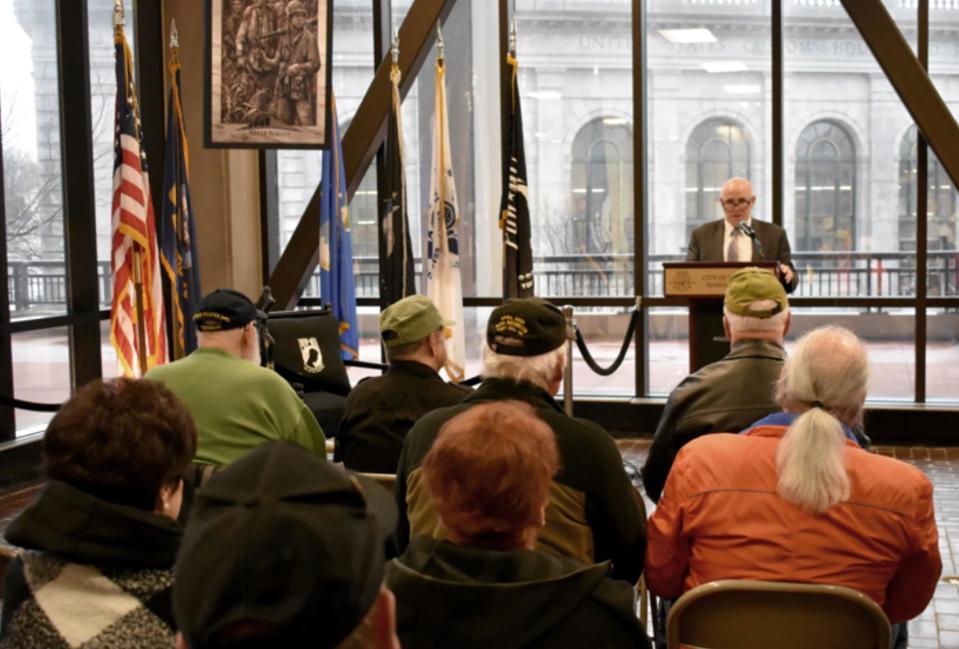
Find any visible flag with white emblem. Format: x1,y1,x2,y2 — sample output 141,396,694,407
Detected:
426,46,465,381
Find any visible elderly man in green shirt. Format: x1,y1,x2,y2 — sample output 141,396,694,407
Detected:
146,289,325,467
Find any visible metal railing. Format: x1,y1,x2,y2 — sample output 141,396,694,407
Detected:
7,251,959,316
305,250,959,300
8,261,112,315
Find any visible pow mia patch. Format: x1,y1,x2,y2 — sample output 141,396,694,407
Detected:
297,337,324,374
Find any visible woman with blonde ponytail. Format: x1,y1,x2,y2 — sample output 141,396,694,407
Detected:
646,325,941,628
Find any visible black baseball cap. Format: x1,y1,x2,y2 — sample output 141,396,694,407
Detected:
193,289,267,332
486,297,567,357
173,442,397,649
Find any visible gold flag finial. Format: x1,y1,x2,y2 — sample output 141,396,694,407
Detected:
113,0,125,30
391,30,400,66
436,22,444,61
170,19,179,49
509,17,517,55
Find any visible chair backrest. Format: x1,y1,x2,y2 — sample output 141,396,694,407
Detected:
266,308,351,396
666,579,891,649
357,472,397,493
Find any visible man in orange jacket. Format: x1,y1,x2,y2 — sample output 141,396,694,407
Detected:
646,326,940,643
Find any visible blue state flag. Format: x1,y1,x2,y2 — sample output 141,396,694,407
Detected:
159,42,201,358
320,95,359,359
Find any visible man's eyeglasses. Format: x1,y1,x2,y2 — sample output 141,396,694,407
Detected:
720,198,752,209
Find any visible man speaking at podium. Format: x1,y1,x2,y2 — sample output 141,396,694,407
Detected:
686,177,799,293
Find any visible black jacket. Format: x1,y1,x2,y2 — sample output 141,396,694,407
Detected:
641,339,786,502
335,360,470,473
1,480,182,648
686,218,799,293
387,536,651,649
395,377,646,583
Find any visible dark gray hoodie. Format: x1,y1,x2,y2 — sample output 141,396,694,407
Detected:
386,536,650,649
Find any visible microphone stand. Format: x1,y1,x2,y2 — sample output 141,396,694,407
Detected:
736,222,764,260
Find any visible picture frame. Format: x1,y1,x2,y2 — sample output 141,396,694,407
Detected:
204,0,332,149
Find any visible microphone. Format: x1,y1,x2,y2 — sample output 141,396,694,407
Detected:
736,222,764,259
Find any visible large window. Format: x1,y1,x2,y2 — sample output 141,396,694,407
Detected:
793,119,856,254
516,0,633,299
3,0,65,321
2,0,956,444
254,1,959,407
646,0,772,294
684,117,752,241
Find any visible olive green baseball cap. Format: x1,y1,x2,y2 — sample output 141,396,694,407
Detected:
379,295,453,348
724,267,788,318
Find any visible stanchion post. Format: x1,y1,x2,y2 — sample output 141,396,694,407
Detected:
562,305,575,416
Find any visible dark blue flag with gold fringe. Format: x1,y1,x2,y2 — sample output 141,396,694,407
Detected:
159,25,201,358
319,94,359,360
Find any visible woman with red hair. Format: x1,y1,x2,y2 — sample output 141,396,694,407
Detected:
386,401,649,648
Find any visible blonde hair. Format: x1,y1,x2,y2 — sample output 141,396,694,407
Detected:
481,344,566,392
774,326,868,513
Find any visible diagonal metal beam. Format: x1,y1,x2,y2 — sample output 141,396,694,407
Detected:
840,0,959,190
267,0,458,309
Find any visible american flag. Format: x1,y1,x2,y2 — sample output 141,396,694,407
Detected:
110,29,167,377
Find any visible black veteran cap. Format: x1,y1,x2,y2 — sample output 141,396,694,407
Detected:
486,297,566,357
193,289,267,332
174,442,398,649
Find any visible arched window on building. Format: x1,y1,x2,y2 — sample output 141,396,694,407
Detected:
898,125,957,252
569,117,633,256
794,119,856,252
684,118,752,241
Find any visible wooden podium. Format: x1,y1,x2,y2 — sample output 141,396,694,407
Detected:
663,261,778,372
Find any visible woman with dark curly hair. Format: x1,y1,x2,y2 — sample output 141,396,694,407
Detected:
386,401,650,649
0,378,197,649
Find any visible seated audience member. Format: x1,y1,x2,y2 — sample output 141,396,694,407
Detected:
645,326,941,626
0,379,196,648
395,297,645,583
336,295,470,472
173,442,400,649
642,267,792,502
387,402,651,649
146,288,325,467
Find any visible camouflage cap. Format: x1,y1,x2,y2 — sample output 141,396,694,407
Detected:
724,267,789,318
379,295,453,348
486,298,566,357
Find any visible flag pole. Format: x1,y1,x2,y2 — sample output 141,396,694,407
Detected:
115,0,148,376
436,23,445,211
167,19,184,360
132,251,149,376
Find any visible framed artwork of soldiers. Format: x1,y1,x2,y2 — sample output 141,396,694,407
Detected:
205,0,332,148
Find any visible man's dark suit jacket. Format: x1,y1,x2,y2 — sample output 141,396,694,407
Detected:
685,218,799,293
